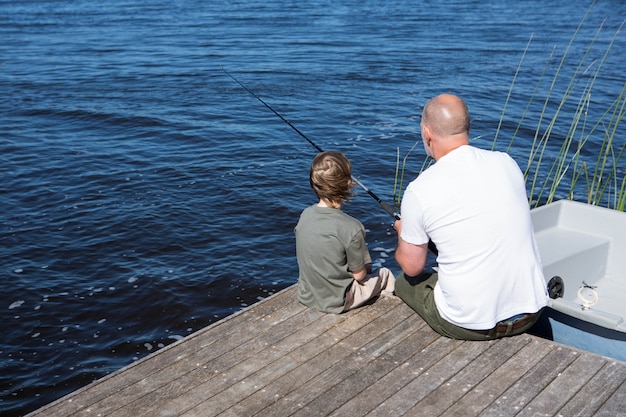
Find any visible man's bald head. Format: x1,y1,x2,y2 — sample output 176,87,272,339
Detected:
420,94,470,160
421,94,470,137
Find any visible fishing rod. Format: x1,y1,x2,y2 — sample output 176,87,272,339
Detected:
223,68,438,255
222,67,400,221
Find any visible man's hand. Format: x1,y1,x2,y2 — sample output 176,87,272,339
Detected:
393,219,402,233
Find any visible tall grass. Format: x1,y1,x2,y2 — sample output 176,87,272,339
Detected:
497,3,626,210
394,3,626,212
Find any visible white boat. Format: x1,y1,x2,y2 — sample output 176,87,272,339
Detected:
530,200,626,362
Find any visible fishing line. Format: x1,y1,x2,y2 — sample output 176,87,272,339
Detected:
222,67,438,255
222,67,400,220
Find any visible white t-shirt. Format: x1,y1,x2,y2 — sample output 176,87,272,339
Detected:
401,145,548,330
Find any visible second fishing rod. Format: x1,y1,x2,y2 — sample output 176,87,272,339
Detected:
223,68,438,254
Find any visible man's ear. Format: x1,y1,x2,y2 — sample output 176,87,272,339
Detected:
422,124,432,144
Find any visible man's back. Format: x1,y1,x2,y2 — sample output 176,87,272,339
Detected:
401,145,547,330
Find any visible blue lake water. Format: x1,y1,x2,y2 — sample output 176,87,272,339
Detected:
1,0,625,415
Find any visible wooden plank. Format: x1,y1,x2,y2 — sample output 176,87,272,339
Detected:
183,294,404,416
282,320,426,417
27,286,305,417
478,345,580,416
25,285,626,417
404,335,533,416
516,352,610,417
557,360,626,416
593,378,626,417
122,290,311,417
244,301,420,417
442,338,557,416
326,317,443,417
363,338,491,416
117,306,337,416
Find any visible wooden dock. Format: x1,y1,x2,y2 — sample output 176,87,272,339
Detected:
28,285,626,417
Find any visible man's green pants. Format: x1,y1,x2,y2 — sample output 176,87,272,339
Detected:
395,271,540,341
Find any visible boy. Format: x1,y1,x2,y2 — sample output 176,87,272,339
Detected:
295,151,395,313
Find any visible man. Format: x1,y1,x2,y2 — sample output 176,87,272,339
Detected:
295,151,395,313
394,94,548,340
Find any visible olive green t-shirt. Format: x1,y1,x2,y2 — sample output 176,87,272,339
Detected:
295,204,371,313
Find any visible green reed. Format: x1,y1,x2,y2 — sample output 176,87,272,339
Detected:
394,2,625,212
393,139,432,206
506,11,626,210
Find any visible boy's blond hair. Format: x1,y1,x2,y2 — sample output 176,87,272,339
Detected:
310,151,354,207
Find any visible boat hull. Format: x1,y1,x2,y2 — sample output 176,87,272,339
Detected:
532,308,626,362
531,200,626,362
